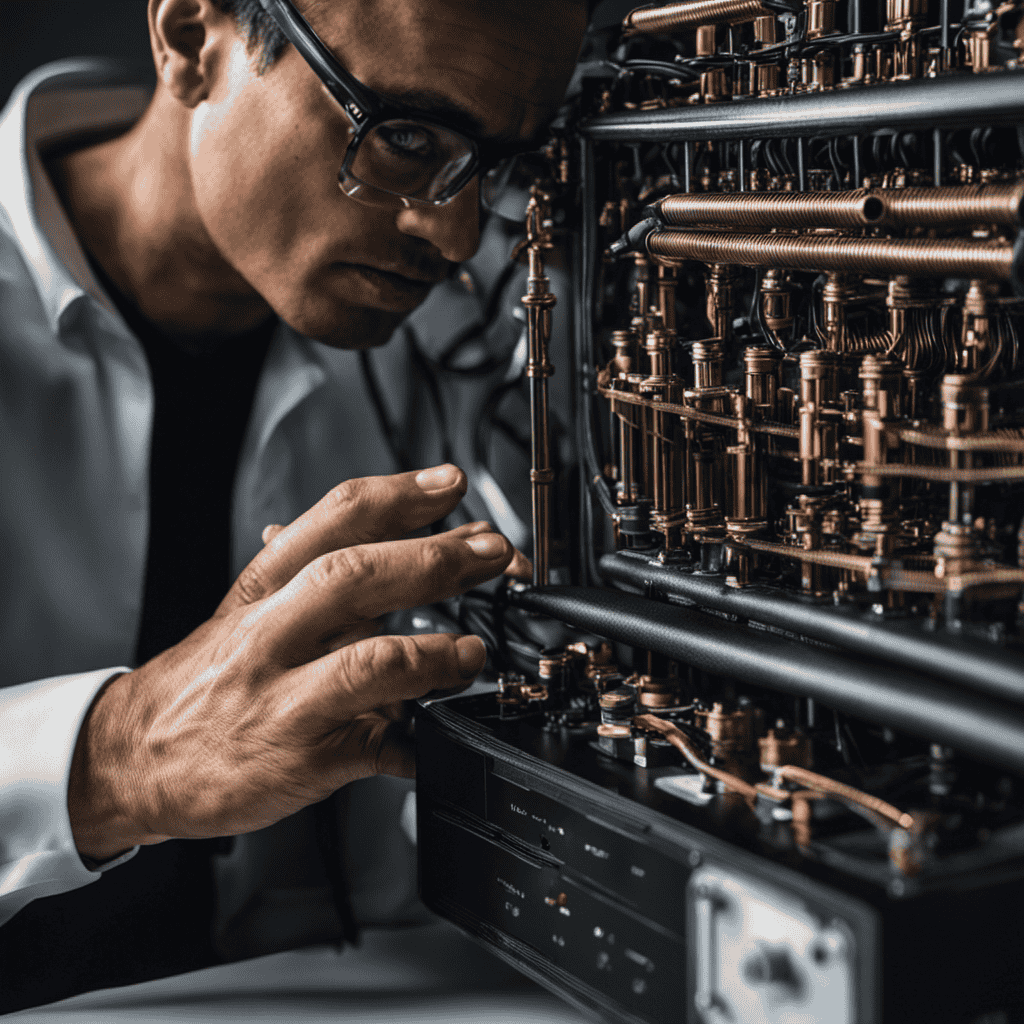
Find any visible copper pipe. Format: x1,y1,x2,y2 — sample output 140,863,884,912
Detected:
658,189,885,229
656,184,1024,229
732,535,1024,595
855,463,1024,482
882,183,1024,227
738,536,875,572
623,0,770,34
597,383,801,437
776,765,915,828
648,230,1014,280
897,426,1024,452
521,188,556,587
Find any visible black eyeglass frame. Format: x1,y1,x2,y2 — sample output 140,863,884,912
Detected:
256,0,529,206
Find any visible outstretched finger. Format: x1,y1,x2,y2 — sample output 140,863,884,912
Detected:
219,465,468,615
266,528,514,658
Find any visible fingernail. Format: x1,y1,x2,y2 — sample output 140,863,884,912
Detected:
456,635,486,678
415,464,460,492
465,533,506,558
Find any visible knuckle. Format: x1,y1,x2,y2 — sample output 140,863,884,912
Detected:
234,558,271,605
323,478,365,520
308,545,376,591
365,635,427,683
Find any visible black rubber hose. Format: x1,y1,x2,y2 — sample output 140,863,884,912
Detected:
507,584,1024,776
581,69,1024,144
600,550,1024,706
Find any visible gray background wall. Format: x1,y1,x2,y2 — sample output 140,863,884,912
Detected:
1,1,152,109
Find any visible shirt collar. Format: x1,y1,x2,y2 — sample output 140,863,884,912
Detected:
0,58,152,334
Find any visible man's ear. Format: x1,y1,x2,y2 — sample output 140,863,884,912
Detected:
148,0,237,108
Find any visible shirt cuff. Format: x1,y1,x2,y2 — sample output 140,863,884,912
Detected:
0,667,132,927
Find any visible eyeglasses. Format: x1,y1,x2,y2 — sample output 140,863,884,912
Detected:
256,0,529,208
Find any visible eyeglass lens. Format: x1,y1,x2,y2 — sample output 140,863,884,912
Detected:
344,119,476,204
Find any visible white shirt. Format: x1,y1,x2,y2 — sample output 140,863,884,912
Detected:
0,57,503,932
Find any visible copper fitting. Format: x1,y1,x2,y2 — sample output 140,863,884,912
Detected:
806,0,836,38
885,0,927,31
695,24,717,55
609,328,637,378
647,230,1015,280
641,325,684,527
753,13,776,43
692,339,725,389
696,701,754,758
940,373,989,526
799,352,838,487
753,61,781,94
705,264,737,341
860,355,902,417
636,675,679,708
758,727,813,769
700,67,729,102
810,51,835,89
765,268,794,335
623,0,770,34
744,346,781,414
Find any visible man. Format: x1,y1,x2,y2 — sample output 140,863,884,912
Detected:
0,0,587,1007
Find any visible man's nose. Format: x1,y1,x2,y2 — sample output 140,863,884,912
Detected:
395,177,481,265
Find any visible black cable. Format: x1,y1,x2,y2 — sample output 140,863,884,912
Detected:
358,350,412,473
436,259,522,369
406,329,455,466
576,137,609,586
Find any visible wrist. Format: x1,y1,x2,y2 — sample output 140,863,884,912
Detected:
67,671,153,860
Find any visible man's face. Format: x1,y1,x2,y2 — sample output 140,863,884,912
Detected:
186,0,586,347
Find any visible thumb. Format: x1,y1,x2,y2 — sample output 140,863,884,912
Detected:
327,714,416,788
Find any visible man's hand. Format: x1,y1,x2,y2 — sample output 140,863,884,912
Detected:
68,465,522,861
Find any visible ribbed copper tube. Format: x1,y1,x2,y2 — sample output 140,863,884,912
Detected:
658,190,885,228
657,184,1024,229
648,230,1014,279
623,0,770,34
881,183,1024,227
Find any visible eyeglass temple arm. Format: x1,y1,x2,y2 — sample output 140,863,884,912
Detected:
254,0,380,125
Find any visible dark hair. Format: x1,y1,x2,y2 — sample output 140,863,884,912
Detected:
210,0,288,73
211,0,593,74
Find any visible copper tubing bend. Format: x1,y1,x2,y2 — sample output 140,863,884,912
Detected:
656,183,1024,230
776,765,915,828
648,230,1015,280
623,0,770,33
637,714,917,827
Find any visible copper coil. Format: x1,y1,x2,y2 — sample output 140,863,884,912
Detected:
648,230,1014,280
659,190,885,229
623,0,770,34
882,183,1024,227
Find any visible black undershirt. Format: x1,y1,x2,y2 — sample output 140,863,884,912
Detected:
101,268,278,664
0,261,276,1011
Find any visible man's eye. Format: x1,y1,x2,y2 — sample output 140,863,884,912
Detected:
376,123,437,160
